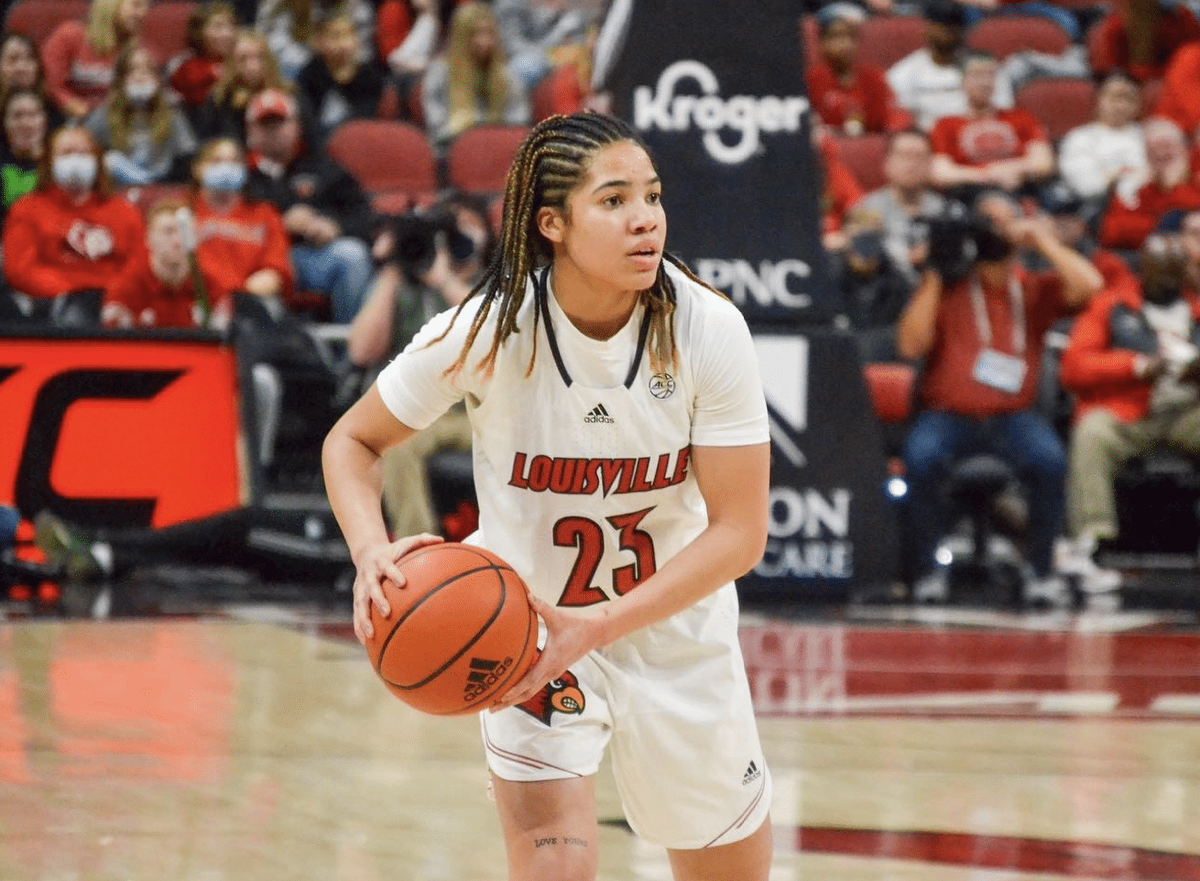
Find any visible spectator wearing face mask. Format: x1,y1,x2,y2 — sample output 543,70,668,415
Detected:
84,43,198,185
188,136,293,310
2,123,146,317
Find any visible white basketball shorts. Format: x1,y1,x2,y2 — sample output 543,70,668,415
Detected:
479,587,771,850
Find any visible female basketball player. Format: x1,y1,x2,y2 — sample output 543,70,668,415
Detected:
322,111,773,881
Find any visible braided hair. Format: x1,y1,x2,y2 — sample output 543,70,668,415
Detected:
437,111,722,379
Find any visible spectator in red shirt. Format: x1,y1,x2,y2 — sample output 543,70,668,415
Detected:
929,50,1054,202
42,0,150,119
815,124,865,252
188,136,293,310
895,189,1104,601
1057,231,1200,593
1090,0,1200,84
805,2,911,136
167,2,238,120
103,196,229,330
2,124,145,318
1098,116,1200,252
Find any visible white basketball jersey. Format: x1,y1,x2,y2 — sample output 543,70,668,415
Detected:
375,261,768,652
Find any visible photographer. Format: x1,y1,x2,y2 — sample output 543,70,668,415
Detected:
896,189,1104,603
348,190,495,538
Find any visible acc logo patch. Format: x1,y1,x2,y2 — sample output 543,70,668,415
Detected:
649,373,675,399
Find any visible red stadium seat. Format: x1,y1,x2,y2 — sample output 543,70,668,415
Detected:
1014,77,1097,142
325,119,437,216
829,132,889,193
4,0,88,45
444,124,529,196
863,361,916,425
857,14,927,71
966,15,1072,61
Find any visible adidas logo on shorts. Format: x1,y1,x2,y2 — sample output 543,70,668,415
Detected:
742,760,761,785
583,403,614,424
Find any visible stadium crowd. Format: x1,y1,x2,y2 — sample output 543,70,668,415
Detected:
0,0,1198,607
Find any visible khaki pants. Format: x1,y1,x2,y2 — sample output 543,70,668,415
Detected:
381,406,473,538
1067,403,1200,541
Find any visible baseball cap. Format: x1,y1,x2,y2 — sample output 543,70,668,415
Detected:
246,88,297,124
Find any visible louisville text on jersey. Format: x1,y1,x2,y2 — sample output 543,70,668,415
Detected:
508,447,691,496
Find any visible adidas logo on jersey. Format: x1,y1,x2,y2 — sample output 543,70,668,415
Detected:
742,760,761,785
583,403,615,424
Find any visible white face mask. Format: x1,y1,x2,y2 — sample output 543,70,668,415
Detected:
125,81,157,104
52,153,97,190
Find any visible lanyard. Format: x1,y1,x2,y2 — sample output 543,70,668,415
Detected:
969,273,1026,354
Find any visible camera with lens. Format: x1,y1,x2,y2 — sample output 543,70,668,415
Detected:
918,200,1013,285
390,207,477,283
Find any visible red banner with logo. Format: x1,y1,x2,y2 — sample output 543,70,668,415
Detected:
0,333,247,529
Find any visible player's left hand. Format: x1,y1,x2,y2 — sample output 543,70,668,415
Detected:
490,595,605,711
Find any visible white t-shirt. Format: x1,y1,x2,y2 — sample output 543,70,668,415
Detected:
375,260,769,618
886,49,1014,131
1057,122,1148,200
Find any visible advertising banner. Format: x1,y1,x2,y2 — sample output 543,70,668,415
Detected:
0,333,246,529
601,0,836,326
601,2,898,599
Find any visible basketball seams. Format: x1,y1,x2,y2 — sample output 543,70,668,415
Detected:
367,542,539,715
379,566,508,689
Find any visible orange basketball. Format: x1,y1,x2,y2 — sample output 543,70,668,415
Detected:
364,542,539,716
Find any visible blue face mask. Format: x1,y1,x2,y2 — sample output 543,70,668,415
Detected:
201,160,246,192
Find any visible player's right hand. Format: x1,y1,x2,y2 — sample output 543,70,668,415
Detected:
352,533,444,643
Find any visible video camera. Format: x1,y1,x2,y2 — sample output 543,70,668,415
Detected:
919,203,991,285
390,208,478,283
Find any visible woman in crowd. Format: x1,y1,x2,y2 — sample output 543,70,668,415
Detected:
421,1,528,152
193,30,316,146
85,44,198,185
375,0,454,122
2,124,145,317
0,86,48,227
42,0,149,118
188,136,292,307
0,32,66,136
1057,70,1147,216
167,1,239,124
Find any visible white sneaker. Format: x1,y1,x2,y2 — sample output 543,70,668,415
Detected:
1025,573,1071,608
1055,537,1122,594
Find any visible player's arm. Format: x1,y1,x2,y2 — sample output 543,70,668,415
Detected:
323,384,441,642
493,440,770,710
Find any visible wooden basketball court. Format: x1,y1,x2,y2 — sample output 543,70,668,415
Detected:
3,597,1199,880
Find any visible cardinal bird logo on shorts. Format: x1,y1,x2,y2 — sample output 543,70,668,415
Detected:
517,670,585,724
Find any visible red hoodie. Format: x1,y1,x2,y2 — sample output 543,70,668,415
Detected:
2,186,146,299
1059,285,1200,423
